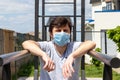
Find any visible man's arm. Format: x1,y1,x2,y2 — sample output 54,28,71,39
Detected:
70,40,96,58
62,40,96,78
22,40,55,72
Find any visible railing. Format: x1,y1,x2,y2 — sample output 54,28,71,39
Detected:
0,50,29,80
0,50,120,80
88,50,120,80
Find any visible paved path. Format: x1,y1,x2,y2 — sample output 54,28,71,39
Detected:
18,77,102,80
113,68,120,74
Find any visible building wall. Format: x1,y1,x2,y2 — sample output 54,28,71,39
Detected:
91,1,115,19
94,11,120,31
92,2,102,19
0,29,14,54
90,0,120,58
94,11,120,54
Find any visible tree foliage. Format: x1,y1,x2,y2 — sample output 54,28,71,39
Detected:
91,48,101,67
107,26,120,52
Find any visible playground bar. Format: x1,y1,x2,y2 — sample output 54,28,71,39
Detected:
88,50,120,68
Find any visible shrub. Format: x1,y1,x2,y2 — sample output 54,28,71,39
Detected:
91,48,102,67
107,26,120,52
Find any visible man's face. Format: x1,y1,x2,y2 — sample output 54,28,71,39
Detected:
50,24,70,39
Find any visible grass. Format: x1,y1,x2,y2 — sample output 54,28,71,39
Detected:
85,64,103,77
14,62,120,80
85,64,120,80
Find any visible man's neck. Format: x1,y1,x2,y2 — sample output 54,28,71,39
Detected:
54,44,67,56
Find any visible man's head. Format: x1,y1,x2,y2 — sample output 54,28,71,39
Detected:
49,17,72,46
49,17,72,35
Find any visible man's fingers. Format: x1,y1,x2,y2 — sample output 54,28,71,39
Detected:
49,62,55,70
63,65,68,78
43,60,55,72
66,64,72,77
70,64,74,73
43,61,48,69
62,62,75,78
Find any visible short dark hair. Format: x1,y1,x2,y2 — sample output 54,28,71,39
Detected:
49,17,72,33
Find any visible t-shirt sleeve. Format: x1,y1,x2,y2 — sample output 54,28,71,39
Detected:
37,41,49,52
73,42,81,51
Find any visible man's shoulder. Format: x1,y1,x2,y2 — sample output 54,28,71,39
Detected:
69,41,81,45
68,41,81,50
37,41,53,44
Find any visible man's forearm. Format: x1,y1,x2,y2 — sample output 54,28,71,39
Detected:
70,41,96,58
22,40,46,57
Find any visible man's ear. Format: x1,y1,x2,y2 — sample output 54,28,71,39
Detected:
50,32,53,39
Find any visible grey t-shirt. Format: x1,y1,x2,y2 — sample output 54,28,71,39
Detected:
38,41,81,80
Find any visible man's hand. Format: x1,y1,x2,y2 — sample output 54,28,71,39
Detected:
62,55,75,78
42,54,55,72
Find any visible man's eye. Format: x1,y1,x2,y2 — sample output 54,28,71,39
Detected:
56,30,61,32
64,30,68,32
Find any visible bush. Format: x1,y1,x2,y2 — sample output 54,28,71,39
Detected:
107,26,120,52
91,48,102,67
17,61,34,77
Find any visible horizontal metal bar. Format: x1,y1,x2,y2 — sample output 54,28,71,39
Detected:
38,15,81,17
88,50,120,68
0,50,29,66
45,2,74,4
44,25,74,27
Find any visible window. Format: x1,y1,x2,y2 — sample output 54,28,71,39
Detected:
102,2,112,11
102,6,106,11
106,2,112,10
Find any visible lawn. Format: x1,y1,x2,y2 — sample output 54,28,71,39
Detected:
85,64,120,80
15,62,120,80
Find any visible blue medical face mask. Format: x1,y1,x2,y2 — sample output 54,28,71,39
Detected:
53,32,70,46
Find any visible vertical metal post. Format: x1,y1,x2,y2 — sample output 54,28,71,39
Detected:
2,63,11,80
73,0,76,41
15,61,17,80
34,0,39,80
103,31,112,80
81,0,86,80
42,0,46,41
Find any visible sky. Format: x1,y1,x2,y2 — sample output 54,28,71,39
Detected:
0,0,92,33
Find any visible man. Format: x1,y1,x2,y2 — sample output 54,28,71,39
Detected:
22,17,96,80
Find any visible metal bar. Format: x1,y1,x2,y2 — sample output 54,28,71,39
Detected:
2,63,11,80
81,0,85,42
73,0,76,41
0,50,29,66
42,0,45,41
81,0,86,80
35,0,39,41
15,61,17,80
45,2,74,4
34,0,39,80
103,64,112,80
38,15,81,17
44,25,47,40
103,31,112,80
88,50,120,68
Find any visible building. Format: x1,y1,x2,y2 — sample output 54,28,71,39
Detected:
86,0,120,56
88,0,120,56
90,0,120,19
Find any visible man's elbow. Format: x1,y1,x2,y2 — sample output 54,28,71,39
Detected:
22,40,33,49
90,41,96,49
86,40,96,49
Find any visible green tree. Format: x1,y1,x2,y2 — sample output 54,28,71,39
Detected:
107,26,120,52
91,48,101,67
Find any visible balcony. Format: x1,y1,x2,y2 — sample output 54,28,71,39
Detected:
90,0,101,4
